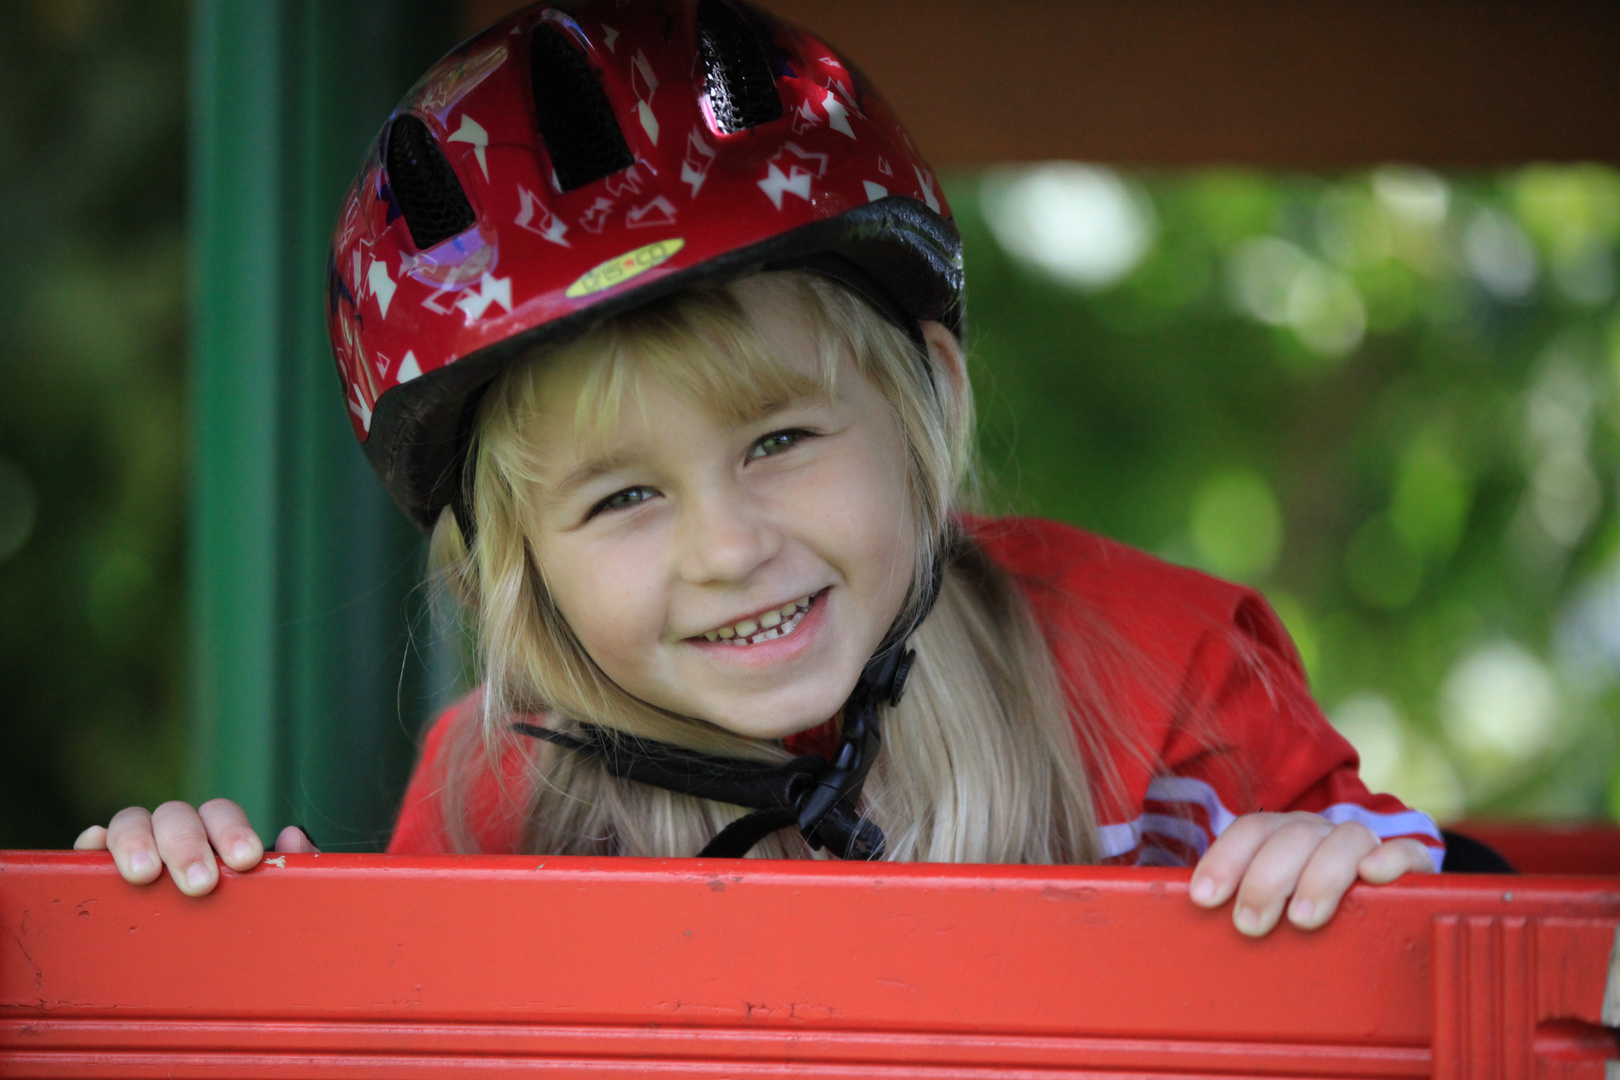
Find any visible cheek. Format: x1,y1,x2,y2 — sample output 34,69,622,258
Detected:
831,481,911,589
840,425,917,579
787,425,917,611
538,537,667,670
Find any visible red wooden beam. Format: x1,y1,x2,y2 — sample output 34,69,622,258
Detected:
1450,822,1620,877
3,851,1617,1077
464,0,1620,167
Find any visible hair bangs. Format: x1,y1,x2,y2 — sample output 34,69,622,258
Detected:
566,285,835,453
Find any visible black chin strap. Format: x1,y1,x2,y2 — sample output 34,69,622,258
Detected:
511,555,943,861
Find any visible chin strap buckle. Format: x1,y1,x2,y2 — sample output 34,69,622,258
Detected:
789,641,916,859
510,622,928,862
889,648,917,706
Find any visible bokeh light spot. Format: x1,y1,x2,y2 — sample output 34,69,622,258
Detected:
1462,208,1538,301
1372,166,1450,227
1331,691,1465,818
1331,692,1405,793
1189,469,1282,583
1287,262,1366,357
1225,237,1365,358
1226,236,1309,326
1441,640,1560,767
1390,436,1470,561
981,164,1157,290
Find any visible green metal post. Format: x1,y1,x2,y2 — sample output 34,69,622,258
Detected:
190,2,459,848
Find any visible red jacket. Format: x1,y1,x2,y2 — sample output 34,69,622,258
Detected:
389,517,1445,867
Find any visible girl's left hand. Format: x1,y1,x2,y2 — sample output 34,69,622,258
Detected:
1188,812,1435,936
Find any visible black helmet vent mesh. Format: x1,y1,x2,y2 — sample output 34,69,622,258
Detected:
530,23,635,191
386,115,477,250
698,0,783,133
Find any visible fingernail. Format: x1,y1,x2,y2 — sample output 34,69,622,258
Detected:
1290,898,1315,924
231,841,253,863
1235,905,1262,935
129,851,154,876
185,863,212,891
1191,877,1216,903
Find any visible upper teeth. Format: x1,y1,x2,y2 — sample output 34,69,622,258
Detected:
704,596,813,645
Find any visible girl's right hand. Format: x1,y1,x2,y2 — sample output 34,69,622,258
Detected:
73,800,318,897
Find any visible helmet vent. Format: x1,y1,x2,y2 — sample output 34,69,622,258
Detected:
698,0,783,134
530,23,635,191
385,115,477,250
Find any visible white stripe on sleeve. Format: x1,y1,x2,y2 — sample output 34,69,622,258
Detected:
1140,812,1211,856
1113,776,1448,871
1317,803,1446,871
1097,819,1142,859
1144,775,1238,836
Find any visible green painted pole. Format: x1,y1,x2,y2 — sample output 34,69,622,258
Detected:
189,2,459,848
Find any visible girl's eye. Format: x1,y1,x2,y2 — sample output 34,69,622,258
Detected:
590,486,657,518
748,429,812,461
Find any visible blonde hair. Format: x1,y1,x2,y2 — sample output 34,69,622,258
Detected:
430,272,1105,863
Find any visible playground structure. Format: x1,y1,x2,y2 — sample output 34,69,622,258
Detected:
7,4,1620,1077
2,830,1617,1078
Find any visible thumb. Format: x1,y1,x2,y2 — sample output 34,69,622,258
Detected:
273,824,321,854
1358,837,1435,884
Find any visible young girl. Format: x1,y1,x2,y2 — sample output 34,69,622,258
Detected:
78,0,1443,938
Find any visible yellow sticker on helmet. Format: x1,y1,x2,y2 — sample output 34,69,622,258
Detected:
565,238,686,299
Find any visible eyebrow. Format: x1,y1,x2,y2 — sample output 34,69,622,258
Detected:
548,451,643,503
725,389,832,429
545,392,832,504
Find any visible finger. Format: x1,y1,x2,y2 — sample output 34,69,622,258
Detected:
1231,816,1333,936
1358,837,1439,883
198,799,263,871
105,806,163,884
274,825,320,854
1190,815,1285,908
1287,822,1380,930
151,801,219,897
73,825,109,851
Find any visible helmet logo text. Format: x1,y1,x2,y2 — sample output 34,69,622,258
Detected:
566,238,685,299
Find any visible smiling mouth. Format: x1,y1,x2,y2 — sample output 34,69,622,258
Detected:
700,592,817,646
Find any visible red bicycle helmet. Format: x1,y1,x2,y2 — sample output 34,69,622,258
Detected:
326,0,962,529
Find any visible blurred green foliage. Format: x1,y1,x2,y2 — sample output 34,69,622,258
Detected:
953,165,1620,823
1,1,1615,848
0,0,188,847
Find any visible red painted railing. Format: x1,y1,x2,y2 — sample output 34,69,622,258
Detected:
2,845,1617,1078
1446,822,1620,877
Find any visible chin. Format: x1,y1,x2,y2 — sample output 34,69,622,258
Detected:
703,688,852,742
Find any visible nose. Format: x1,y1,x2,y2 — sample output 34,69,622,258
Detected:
675,482,781,586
